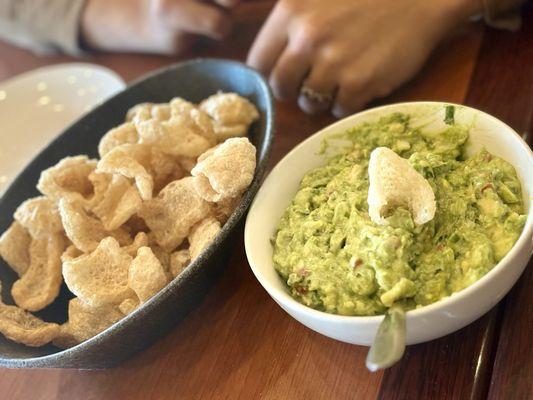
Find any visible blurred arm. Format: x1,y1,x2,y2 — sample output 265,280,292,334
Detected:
0,0,86,55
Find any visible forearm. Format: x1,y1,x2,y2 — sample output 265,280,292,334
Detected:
0,0,87,55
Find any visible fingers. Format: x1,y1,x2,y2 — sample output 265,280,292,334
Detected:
168,33,195,54
247,4,289,76
248,3,400,117
269,43,312,101
331,56,395,118
332,88,372,118
329,49,380,118
328,71,398,117
298,62,338,114
160,0,232,40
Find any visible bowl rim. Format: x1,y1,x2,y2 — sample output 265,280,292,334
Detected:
0,57,275,366
245,100,533,325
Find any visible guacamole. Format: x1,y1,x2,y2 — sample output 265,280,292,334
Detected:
272,111,526,316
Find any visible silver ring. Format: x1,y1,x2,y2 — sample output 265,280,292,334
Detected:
300,84,334,104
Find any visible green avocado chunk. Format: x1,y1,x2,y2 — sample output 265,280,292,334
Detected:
272,112,526,316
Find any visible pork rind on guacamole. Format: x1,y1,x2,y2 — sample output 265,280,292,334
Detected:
368,147,435,226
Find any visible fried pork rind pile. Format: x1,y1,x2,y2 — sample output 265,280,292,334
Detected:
0,92,258,348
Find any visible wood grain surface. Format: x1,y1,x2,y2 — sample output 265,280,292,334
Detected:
0,2,531,399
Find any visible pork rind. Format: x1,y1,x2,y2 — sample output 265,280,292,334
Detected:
124,215,149,235
87,170,109,203
150,244,172,278
168,98,218,145
98,122,139,157
123,232,149,257
118,297,139,315
12,234,65,311
136,116,215,159
59,198,130,253
169,97,196,117
126,102,153,123
151,103,171,121
197,145,217,163
97,144,154,201
14,196,63,239
126,102,172,122
100,141,183,197
61,245,83,263
62,237,134,307
139,177,213,251
368,147,436,226
200,92,259,141
140,97,216,148
92,175,142,231
177,156,198,173
150,146,186,193
37,156,98,205
188,218,221,260
0,221,31,276
213,196,241,224
191,138,256,202
103,144,179,194
129,247,169,303
53,298,124,348
0,284,59,347
170,249,190,278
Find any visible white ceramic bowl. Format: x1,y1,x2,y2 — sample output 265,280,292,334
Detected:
245,102,533,346
0,63,125,196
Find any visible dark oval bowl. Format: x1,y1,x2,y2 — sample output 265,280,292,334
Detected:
0,59,274,369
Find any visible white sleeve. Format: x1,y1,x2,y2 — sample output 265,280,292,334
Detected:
0,0,87,55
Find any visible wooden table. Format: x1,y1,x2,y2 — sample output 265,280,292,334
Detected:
0,2,531,399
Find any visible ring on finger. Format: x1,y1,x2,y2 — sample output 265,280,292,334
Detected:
300,83,334,105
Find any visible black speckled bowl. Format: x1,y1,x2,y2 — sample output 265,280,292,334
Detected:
0,59,274,369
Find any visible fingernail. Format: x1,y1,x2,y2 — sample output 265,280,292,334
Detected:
332,104,346,119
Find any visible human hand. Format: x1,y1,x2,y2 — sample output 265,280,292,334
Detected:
247,0,481,117
81,0,241,54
